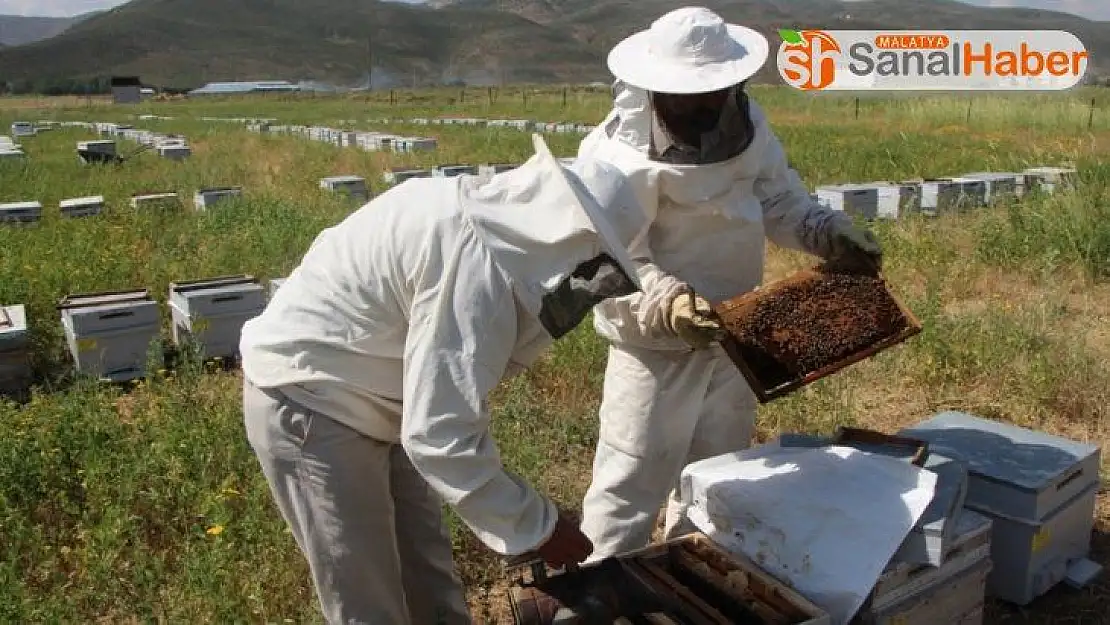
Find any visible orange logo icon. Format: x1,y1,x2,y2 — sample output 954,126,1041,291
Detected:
778,29,842,91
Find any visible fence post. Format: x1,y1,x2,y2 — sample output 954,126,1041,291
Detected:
966,100,972,123
563,87,567,108
1089,98,1096,130
460,88,465,103
854,97,859,120
522,89,528,109
390,89,395,105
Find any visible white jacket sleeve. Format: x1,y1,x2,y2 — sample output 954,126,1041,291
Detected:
753,129,854,259
400,238,558,556
616,167,688,334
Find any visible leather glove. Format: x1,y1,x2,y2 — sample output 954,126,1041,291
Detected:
667,289,725,350
826,220,883,276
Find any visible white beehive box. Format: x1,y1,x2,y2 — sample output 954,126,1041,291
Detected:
899,411,1103,606
268,277,286,298
169,275,267,361
854,508,993,625
506,119,532,131
1022,166,1077,194
917,179,961,215
59,195,104,218
158,144,191,160
891,453,970,567
0,201,43,224
320,175,369,203
393,137,437,152
943,177,989,210
57,289,161,382
872,181,922,219
0,147,25,161
77,140,116,156
433,164,478,178
382,168,431,185
10,121,35,137
0,304,32,394
194,186,242,210
131,192,181,210
960,172,1023,203
0,135,14,146
815,184,881,219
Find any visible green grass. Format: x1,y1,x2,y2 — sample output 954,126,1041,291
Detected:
1,86,1108,624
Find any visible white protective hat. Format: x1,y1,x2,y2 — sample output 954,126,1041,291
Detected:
532,135,645,290
606,6,770,95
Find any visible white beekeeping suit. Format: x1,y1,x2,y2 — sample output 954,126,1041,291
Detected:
576,7,884,561
239,134,647,625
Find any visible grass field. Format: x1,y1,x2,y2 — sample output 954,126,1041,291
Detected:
1,84,1109,624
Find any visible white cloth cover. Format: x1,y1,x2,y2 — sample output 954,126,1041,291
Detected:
675,444,938,625
239,135,646,557
576,81,857,560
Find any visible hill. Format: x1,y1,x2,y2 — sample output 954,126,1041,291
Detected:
0,0,1106,89
0,13,89,47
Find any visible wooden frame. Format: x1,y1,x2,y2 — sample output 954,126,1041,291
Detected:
713,266,922,404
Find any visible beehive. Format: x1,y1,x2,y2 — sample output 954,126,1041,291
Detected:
0,201,42,224
917,179,961,215
873,181,922,219
194,186,242,210
158,144,191,160
77,139,117,158
382,168,432,185
319,175,369,202
899,411,1103,605
714,266,921,403
815,184,880,219
10,121,35,137
169,275,267,360
854,508,993,625
59,195,104,218
1022,166,1077,194
891,453,970,567
508,532,831,625
131,192,181,210
959,172,1023,203
433,164,478,178
0,304,31,394
942,177,989,210
57,289,161,382
392,137,437,152
0,147,26,160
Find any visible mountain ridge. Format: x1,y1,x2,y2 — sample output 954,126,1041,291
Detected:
0,0,1105,90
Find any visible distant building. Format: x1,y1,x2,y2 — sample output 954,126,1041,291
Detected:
187,81,303,97
111,76,142,104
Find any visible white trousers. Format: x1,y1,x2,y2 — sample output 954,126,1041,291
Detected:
243,378,472,625
579,344,758,561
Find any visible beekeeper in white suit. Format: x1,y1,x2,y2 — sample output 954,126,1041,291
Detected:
576,6,885,561
239,134,647,625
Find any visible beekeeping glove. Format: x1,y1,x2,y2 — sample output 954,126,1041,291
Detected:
825,220,883,276
667,288,726,350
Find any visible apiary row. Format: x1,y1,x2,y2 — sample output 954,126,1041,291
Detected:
813,166,1078,220
0,187,249,222
245,123,439,153
4,120,194,162
0,274,295,390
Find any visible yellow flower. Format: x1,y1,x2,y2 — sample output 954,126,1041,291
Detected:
206,525,225,536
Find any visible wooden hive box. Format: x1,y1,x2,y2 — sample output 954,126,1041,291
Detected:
713,266,922,403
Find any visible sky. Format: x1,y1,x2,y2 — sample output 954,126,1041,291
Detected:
0,0,1106,20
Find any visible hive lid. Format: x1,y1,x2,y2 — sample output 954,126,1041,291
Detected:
0,304,26,331
899,411,1100,491
60,196,105,207
170,274,258,293
57,288,151,310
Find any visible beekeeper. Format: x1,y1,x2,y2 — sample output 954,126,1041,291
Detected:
575,6,885,561
239,134,647,625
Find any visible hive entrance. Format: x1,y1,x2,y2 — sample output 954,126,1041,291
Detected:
715,265,920,402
